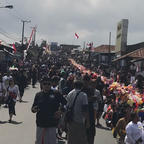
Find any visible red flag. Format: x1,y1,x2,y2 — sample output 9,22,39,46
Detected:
87,42,93,50
75,33,79,39
12,44,16,53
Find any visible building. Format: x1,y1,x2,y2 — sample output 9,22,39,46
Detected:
112,19,144,73
113,42,144,72
60,44,80,55
90,45,115,66
115,19,129,56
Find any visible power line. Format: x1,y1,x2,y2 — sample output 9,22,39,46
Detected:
7,8,31,23
0,31,20,41
0,30,20,42
0,27,20,41
6,7,25,21
7,11,22,21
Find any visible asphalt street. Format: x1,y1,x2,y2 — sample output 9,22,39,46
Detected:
0,83,116,144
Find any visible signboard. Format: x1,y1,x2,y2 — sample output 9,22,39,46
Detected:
115,19,128,55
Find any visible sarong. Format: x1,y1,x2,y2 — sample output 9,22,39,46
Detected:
35,127,56,144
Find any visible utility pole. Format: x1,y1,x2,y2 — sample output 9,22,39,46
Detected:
31,26,37,47
108,32,111,64
88,42,93,68
21,20,31,48
83,41,86,51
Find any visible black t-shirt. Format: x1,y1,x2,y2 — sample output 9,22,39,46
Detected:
32,90,67,128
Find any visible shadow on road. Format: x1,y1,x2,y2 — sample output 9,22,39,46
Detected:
20,100,29,103
8,121,23,125
96,125,111,131
17,100,29,103
0,121,8,124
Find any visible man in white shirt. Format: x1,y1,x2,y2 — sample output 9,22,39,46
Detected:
125,112,144,144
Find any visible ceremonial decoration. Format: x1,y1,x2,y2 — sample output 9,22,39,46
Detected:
69,59,144,110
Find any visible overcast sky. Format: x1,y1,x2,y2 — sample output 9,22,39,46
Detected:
0,0,144,47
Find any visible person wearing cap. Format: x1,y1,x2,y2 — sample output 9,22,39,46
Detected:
31,76,67,144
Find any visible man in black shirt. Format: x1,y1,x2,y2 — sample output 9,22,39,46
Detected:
31,76,67,144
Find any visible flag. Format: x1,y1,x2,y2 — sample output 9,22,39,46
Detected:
87,42,93,50
75,33,79,39
12,44,16,53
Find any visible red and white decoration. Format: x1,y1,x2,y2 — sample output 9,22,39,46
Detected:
75,33,79,39
12,44,16,53
87,42,94,50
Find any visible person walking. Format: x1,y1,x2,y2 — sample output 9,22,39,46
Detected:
7,78,20,123
2,71,12,107
31,76,67,144
82,75,97,144
31,64,38,88
17,70,26,102
66,80,89,144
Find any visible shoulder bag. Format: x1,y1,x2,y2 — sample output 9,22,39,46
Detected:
64,90,81,124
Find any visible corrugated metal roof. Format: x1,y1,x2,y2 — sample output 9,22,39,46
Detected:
93,45,115,53
112,47,144,62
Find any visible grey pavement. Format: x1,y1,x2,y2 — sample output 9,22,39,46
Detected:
0,83,116,144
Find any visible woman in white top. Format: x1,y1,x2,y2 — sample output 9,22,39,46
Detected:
7,78,20,123
125,112,144,144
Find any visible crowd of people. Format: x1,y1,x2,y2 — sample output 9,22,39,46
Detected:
0,50,144,144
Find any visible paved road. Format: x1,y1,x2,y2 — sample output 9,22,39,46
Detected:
0,83,116,144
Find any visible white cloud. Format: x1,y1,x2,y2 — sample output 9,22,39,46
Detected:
0,0,144,47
